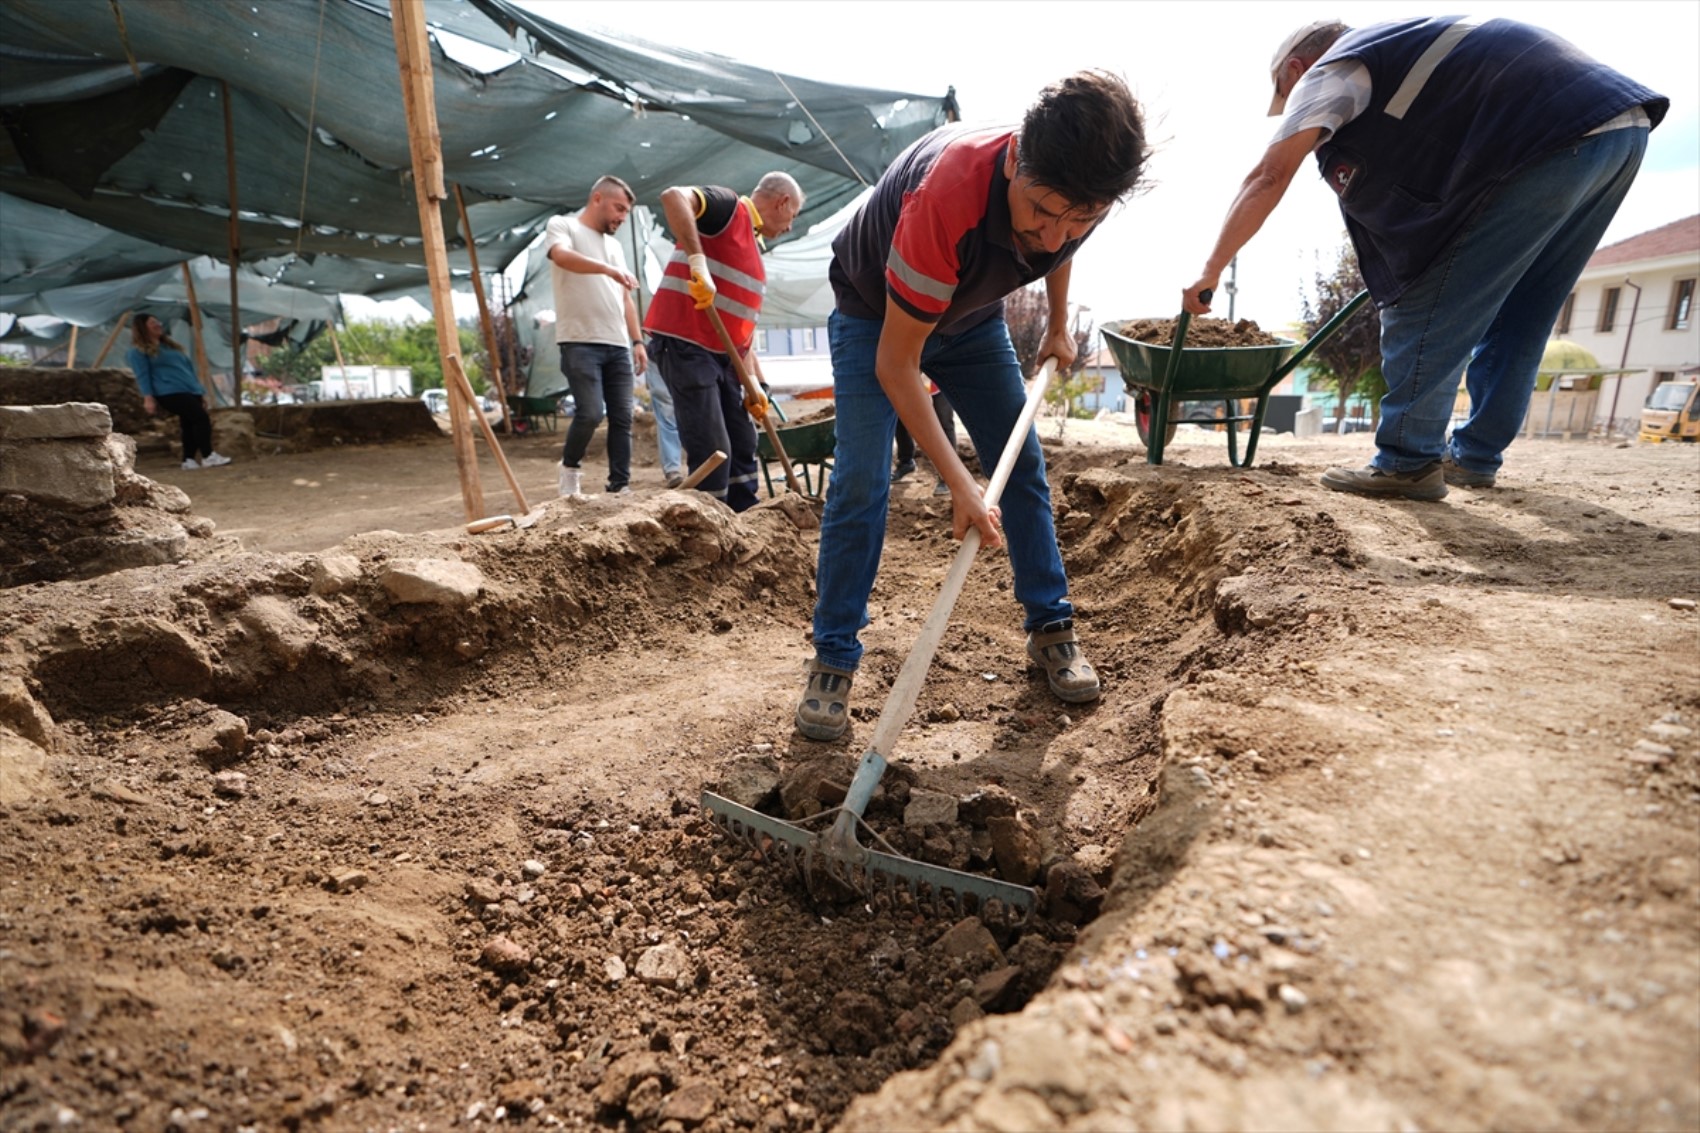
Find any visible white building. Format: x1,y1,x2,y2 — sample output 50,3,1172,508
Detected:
1553,214,1700,435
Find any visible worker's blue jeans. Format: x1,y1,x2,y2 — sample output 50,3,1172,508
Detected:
559,342,634,491
811,311,1072,672
1372,125,1648,475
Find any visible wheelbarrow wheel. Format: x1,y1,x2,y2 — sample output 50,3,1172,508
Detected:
1134,390,1177,449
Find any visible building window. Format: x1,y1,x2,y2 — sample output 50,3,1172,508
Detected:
1556,292,1575,336
1670,278,1695,331
755,329,768,353
801,326,817,352
1599,286,1621,332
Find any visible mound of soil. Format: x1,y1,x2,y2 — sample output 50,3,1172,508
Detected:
1115,317,1283,348
1,425,1695,1132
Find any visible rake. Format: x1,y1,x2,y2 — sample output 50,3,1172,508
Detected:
703,360,1060,924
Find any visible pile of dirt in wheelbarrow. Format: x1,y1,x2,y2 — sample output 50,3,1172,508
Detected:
1114,316,1284,347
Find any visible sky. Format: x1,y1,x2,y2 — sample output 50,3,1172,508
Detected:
356,0,1700,333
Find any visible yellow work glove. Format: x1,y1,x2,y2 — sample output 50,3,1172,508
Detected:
744,388,768,423
687,253,716,311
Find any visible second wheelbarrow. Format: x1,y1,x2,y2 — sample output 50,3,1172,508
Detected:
1102,289,1372,467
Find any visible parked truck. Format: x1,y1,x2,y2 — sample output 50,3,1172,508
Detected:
1638,379,1700,443
313,364,413,401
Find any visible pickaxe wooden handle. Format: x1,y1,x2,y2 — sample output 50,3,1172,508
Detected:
702,305,804,496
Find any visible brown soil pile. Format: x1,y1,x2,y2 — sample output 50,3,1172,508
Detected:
1115,317,1284,348
1,424,1696,1132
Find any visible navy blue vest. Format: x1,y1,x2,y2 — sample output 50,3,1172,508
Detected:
1314,17,1667,304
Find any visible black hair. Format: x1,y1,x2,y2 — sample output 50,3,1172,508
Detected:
1016,70,1149,213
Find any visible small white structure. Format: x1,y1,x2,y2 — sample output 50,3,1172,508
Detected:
314,364,413,400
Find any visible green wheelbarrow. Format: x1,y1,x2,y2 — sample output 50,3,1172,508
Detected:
756,412,835,498
1102,289,1372,467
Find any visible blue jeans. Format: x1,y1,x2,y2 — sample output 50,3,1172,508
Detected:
811,310,1072,671
1372,126,1648,474
559,342,634,491
647,371,683,477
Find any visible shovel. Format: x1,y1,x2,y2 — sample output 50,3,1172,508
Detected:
702,359,1060,923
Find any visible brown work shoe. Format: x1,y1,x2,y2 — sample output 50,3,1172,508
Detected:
1320,462,1447,501
795,659,854,741
1442,455,1496,488
1026,619,1101,704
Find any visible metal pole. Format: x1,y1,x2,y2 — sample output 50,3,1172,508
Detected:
222,80,244,406
1225,256,1238,322
1606,278,1641,435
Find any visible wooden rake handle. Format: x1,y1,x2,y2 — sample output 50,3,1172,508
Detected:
702,305,804,496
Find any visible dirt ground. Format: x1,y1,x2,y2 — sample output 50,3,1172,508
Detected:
2,410,1696,1133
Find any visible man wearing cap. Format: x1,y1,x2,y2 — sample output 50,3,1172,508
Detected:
1183,17,1666,500
643,172,804,512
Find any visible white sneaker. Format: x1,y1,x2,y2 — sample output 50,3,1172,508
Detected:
201,452,232,468
609,485,631,495
182,458,202,471
558,464,582,497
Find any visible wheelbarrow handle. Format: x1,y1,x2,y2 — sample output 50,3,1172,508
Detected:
1271,288,1372,384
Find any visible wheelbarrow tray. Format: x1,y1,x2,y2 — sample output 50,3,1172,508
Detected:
756,413,836,497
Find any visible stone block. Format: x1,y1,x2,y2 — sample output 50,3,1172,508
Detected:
0,403,112,440
0,439,115,507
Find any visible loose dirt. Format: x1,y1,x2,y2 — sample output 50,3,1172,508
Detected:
2,414,1696,1133
1111,317,1283,348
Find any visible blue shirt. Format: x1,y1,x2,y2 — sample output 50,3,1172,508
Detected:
126,345,204,398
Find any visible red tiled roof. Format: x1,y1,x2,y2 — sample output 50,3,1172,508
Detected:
1587,214,1700,268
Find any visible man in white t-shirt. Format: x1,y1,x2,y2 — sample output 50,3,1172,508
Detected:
545,175,648,496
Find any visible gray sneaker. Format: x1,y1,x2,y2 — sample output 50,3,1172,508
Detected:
795,660,854,741
1320,462,1447,501
1026,619,1101,704
1442,456,1496,488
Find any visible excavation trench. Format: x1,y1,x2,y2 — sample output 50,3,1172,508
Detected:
1,459,1321,1130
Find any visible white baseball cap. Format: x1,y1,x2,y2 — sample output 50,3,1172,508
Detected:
1268,20,1343,116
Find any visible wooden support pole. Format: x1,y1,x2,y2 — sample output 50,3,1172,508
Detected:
65,325,79,368
445,354,529,515
222,80,245,406
452,182,514,435
180,262,216,401
92,310,132,367
390,0,482,520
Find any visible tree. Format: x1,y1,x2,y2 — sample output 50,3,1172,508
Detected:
1002,283,1096,436
1298,244,1381,431
258,318,485,393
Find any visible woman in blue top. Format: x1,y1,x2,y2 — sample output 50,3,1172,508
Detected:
126,313,231,470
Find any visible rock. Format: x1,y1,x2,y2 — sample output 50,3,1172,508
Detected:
635,943,693,990
1645,721,1693,742
967,1087,1059,1133
714,755,782,811
934,917,1005,966
496,1079,544,1110
904,789,959,829
328,870,369,893
465,878,503,906
986,815,1042,885
1042,861,1104,924
188,710,249,768
0,437,115,507
311,555,362,595
0,402,112,440
778,756,850,821
959,786,1020,825
972,966,1022,1011
236,596,318,669
212,770,248,798
948,996,985,1028
1278,984,1309,1013
593,1052,672,1112
1071,843,1115,882
997,1020,1089,1114
90,778,153,806
660,1080,721,1126
1669,597,1696,611
604,955,628,984
379,558,485,606
0,675,56,751
481,936,530,974
522,859,547,878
